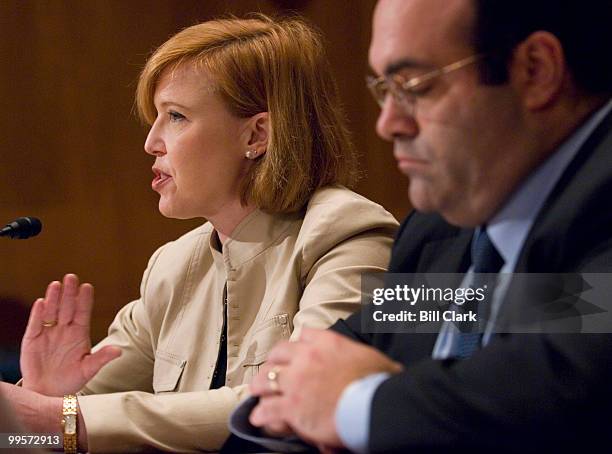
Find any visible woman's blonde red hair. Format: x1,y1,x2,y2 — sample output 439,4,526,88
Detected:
136,14,358,213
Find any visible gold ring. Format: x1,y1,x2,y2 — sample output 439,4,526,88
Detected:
267,366,281,392
42,320,58,327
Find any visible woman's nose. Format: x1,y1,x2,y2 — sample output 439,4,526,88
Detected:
144,122,166,156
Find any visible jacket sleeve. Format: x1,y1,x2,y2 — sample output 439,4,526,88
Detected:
291,197,398,338
78,246,166,397
328,211,415,344
78,386,251,452
368,332,612,452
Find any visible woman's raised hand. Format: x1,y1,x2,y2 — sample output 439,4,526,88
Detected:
20,274,121,396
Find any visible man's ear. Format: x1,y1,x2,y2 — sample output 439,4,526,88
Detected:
509,31,566,111
245,112,269,158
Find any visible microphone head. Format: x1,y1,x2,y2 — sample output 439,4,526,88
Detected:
1,216,43,239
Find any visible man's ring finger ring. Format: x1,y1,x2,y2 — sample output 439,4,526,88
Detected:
42,320,58,328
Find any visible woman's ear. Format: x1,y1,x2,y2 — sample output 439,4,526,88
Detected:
244,112,269,160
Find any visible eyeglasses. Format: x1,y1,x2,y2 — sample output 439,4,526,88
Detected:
366,54,485,115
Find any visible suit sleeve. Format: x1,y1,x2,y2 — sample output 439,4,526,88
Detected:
369,332,612,451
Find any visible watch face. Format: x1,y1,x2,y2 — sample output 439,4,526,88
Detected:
63,415,77,434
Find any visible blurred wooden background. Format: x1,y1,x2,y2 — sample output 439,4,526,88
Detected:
0,0,410,346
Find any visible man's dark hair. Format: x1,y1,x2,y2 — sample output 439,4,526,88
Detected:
473,0,612,94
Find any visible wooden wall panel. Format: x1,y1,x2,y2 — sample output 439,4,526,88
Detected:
0,0,409,344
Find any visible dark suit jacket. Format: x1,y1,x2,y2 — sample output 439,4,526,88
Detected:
332,108,612,452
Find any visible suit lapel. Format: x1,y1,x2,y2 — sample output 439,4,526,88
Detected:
415,231,473,273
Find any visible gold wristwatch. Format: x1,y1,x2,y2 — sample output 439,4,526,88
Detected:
61,394,78,454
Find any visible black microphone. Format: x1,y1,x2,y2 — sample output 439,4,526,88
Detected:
0,217,42,239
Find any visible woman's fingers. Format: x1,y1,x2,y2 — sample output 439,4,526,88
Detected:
22,275,95,346
81,346,122,382
28,275,93,334
41,281,61,327
72,283,94,328
23,298,45,340
57,274,79,325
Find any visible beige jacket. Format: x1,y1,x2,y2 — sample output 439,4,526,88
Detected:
77,186,397,452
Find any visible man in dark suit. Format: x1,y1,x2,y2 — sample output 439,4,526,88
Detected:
245,0,612,451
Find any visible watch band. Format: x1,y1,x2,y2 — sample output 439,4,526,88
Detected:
61,394,78,454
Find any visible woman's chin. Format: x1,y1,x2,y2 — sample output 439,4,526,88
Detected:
158,201,180,219
158,202,200,220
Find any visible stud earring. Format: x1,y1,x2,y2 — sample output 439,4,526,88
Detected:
245,149,258,159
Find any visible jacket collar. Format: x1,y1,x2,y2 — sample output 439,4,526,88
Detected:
207,208,303,272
